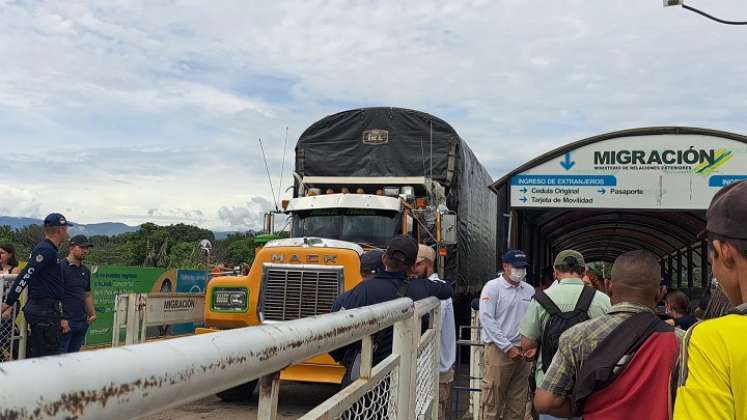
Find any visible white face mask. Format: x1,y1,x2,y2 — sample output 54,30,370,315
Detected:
510,268,527,282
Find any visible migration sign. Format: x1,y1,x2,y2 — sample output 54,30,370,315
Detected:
510,134,747,209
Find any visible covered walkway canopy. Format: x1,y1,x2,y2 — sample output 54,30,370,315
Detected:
490,127,747,290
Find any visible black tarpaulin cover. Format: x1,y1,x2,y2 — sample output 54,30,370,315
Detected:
295,107,497,293
296,107,455,184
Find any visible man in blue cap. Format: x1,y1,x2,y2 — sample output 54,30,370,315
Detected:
479,249,535,420
1,213,72,357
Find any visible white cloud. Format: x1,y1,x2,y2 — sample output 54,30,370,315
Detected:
218,197,276,231
0,184,43,218
1,0,746,229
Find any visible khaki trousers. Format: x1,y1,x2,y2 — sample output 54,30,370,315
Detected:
438,369,454,419
481,344,530,420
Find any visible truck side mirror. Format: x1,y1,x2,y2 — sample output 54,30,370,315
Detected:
440,214,457,245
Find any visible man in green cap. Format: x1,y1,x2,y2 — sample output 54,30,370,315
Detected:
519,250,611,420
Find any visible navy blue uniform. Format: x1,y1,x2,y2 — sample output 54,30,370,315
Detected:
5,239,65,306
60,260,92,353
5,239,65,357
334,270,453,366
61,260,91,321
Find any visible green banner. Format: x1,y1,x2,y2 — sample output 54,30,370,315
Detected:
87,266,173,346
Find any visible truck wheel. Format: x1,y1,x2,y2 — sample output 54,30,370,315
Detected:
216,380,258,402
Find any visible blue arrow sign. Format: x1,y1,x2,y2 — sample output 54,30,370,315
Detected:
520,187,528,193
519,196,528,203
560,152,576,171
598,188,606,195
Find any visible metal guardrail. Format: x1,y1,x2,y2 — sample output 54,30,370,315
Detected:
0,274,27,361
0,296,442,420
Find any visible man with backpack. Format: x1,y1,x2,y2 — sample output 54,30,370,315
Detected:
519,249,610,420
674,180,747,420
533,250,679,420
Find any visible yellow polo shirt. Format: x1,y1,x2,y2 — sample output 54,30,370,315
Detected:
674,310,747,420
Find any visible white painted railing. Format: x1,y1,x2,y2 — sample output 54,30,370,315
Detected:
0,296,442,420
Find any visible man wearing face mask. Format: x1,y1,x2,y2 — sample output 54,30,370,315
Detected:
479,249,535,420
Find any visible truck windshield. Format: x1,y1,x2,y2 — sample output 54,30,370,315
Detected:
292,208,401,247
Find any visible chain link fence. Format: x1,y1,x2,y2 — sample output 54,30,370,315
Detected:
337,366,399,420
0,274,26,362
415,336,437,416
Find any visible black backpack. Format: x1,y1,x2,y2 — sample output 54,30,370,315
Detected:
534,286,597,372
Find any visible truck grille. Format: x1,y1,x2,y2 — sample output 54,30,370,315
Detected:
260,264,343,321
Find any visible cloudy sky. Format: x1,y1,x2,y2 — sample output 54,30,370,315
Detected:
1,0,746,231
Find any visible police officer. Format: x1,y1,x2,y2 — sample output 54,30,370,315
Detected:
337,235,453,366
1,213,72,357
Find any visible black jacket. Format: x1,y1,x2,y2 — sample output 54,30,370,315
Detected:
5,239,64,306
333,270,453,365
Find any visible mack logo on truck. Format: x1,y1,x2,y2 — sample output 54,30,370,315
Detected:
362,129,389,145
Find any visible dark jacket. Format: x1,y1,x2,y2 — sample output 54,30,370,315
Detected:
333,270,453,366
5,239,64,308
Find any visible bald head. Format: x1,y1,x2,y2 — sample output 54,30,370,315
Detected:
608,250,661,306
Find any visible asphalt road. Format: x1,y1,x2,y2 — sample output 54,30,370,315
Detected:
142,381,341,420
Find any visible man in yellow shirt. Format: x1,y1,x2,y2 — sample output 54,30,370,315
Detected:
674,180,747,420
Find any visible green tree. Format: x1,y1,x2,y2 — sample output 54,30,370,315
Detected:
167,241,201,268
0,225,13,245
225,237,256,267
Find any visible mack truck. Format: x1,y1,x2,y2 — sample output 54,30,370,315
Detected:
198,107,496,401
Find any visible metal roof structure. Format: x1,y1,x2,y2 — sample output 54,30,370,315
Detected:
489,127,747,289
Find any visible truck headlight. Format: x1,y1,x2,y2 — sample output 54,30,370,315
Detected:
212,288,248,312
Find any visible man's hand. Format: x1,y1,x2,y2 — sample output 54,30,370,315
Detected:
506,346,523,361
87,314,97,324
61,319,71,334
1,303,12,321
524,347,538,361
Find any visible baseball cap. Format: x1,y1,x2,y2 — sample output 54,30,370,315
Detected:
385,235,418,266
554,249,585,267
703,180,747,240
70,235,93,248
43,213,74,228
416,245,436,264
360,250,385,274
502,249,528,268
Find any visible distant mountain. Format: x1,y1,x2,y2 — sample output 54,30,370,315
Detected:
0,217,43,230
1,216,252,239
0,216,139,237
72,223,140,237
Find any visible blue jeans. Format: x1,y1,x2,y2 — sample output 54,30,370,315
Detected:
60,319,89,353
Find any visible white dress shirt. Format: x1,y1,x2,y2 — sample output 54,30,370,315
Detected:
478,275,534,351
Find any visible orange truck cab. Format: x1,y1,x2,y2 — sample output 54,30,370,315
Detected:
199,237,363,386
